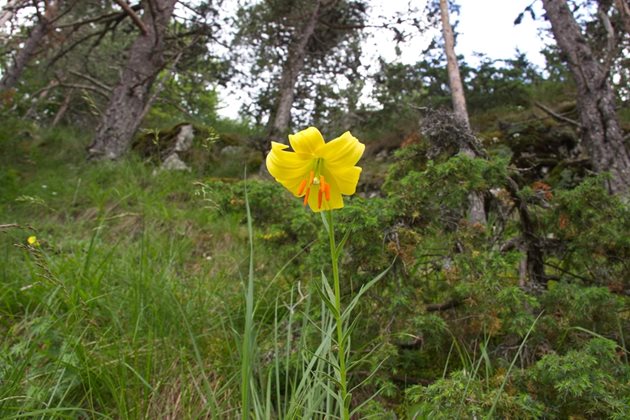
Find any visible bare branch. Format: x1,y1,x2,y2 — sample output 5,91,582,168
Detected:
534,101,581,127
112,0,148,35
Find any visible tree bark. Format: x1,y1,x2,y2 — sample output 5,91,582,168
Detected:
439,0,468,129
438,0,486,224
268,0,322,142
506,177,546,286
87,0,177,160
0,0,60,93
542,0,630,195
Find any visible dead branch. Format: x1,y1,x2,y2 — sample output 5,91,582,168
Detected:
112,0,148,35
534,101,581,127
0,223,20,230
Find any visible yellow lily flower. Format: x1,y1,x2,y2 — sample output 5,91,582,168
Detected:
266,127,365,212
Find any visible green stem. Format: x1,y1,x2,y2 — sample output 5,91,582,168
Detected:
326,210,350,420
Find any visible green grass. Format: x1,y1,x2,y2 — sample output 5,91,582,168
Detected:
0,124,254,417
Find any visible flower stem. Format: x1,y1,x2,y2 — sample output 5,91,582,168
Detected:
326,210,350,420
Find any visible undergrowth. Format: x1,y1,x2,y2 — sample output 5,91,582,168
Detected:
1,120,629,418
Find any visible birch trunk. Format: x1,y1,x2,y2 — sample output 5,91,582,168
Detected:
542,0,630,194
87,0,177,160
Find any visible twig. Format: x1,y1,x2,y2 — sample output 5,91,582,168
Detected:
0,223,20,230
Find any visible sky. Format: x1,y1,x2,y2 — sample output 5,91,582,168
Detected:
218,0,550,119
454,0,548,67
363,0,548,67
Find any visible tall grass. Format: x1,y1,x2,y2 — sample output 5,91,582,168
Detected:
0,128,245,417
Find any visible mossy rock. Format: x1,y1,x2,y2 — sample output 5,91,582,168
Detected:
499,118,580,182
132,123,262,176
133,123,198,162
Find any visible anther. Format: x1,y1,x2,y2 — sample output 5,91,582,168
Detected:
303,188,310,206
297,179,307,196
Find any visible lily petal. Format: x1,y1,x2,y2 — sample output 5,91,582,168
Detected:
289,127,326,155
317,131,365,170
324,165,362,196
266,141,312,181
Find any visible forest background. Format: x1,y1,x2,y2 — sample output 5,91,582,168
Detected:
1,0,630,418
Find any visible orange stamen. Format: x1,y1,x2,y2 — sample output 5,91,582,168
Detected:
318,188,323,209
308,170,314,185
324,183,331,201
297,179,308,196
303,188,310,206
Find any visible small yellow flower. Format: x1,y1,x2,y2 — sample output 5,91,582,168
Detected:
27,235,40,247
266,127,365,212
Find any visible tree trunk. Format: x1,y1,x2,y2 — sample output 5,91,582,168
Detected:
0,0,60,93
87,0,176,160
439,0,468,128
439,0,486,224
268,0,322,142
506,177,546,287
542,0,630,195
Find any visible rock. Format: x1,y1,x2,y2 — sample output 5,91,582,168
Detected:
133,123,200,172
173,124,194,152
161,153,191,171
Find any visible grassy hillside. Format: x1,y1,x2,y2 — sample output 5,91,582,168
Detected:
1,112,629,418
